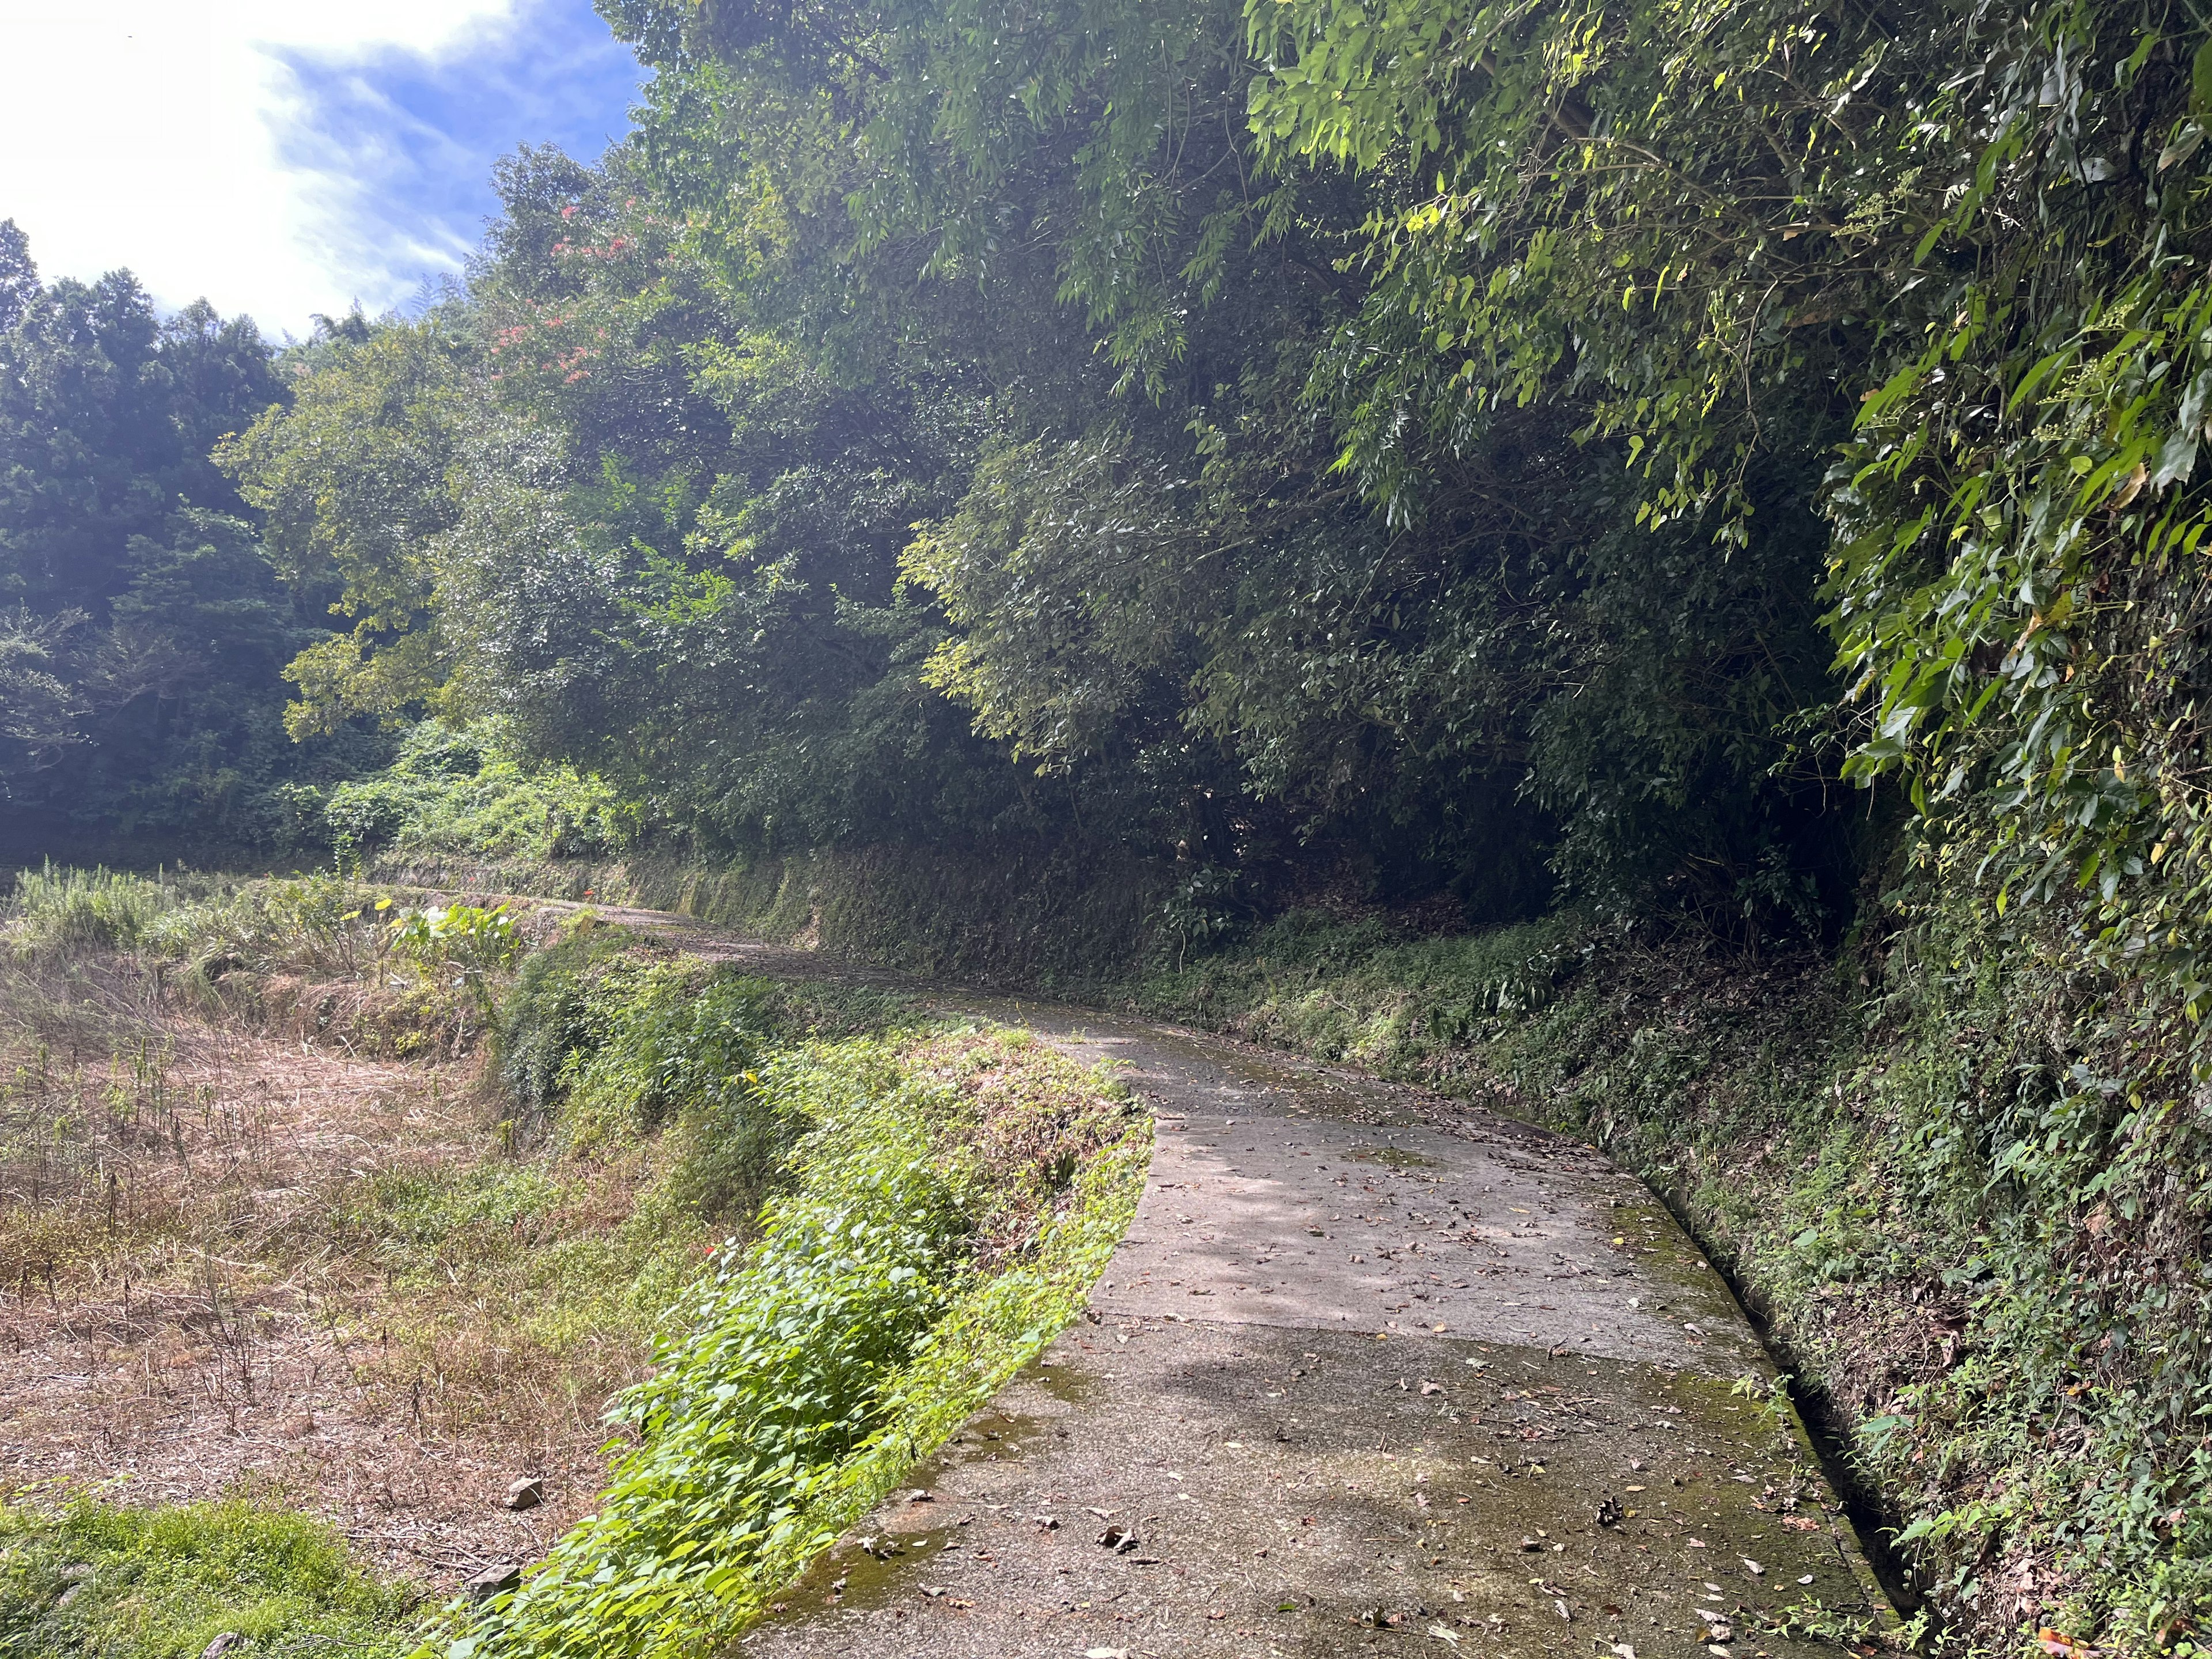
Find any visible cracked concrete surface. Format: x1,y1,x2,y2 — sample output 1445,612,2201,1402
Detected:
733,1002,1890,1659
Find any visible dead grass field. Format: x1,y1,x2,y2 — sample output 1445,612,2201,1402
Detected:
0,952,694,1594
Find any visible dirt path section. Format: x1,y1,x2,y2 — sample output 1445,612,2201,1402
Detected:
493,908,1893,1657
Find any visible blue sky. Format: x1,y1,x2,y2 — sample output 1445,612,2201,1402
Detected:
0,1,645,336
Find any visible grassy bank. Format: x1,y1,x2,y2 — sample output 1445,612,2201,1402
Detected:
366,838,1168,991
0,1498,415,1659
442,939,1148,1659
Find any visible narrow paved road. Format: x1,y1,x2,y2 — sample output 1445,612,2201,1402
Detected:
538,906,1892,1657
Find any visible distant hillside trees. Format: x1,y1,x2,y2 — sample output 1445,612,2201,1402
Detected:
0,221,377,855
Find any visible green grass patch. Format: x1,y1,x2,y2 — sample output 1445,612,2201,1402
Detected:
0,1497,416,1658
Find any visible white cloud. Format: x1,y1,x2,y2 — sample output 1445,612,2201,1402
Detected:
0,2,527,334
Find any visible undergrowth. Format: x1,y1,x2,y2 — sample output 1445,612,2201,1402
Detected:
439,965,1149,1659
322,721,636,866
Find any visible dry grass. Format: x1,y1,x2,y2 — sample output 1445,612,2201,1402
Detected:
0,950,693,1594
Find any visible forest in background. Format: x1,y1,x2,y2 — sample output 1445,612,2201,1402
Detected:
15,0,2212,1649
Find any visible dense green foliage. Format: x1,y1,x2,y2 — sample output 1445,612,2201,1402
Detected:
22,0,2212,947
0,223,384,858
322,721,634,865
206,0,1859,924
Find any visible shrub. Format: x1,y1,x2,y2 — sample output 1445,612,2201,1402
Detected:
324,721,635,863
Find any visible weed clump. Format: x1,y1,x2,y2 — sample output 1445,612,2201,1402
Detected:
4,865,207,957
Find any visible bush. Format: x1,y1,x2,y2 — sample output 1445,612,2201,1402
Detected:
324,721,635,863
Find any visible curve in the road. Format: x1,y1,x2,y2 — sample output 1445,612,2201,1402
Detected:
507,906,1894,1657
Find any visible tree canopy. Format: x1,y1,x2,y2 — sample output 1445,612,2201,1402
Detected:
0,226,382,854
16,0,2212,971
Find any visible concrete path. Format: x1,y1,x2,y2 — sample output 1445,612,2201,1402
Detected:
746,1005,1888,1659
505,906,1892,1657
